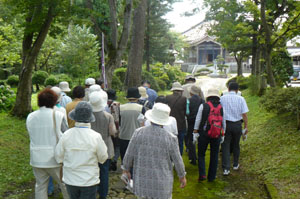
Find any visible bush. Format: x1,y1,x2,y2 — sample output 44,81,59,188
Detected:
142,71,160,91
32,71,49,86
155,77,167,91
56,73,73,88
226,76,250,90
260,87,300,129
114,68,127,83
44,75,59,86
112,75,122,91
0,85,16,112
7,75,19,87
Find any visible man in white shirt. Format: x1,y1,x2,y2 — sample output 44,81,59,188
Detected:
220,82,249,176
55,102,108,199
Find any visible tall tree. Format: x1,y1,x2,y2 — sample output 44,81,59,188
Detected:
8,0,70,117
85,0,133,87
125,0,148,88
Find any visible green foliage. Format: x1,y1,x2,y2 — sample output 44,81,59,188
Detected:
112,75,122,91
7,75,19,87
32,71,49,86
155,77,167,91
226,76,250,90
44,75,58,86
114,67,127,83
142,71,160,91
56,73,73,88
57,25,100,78
0,85,15,112
271,50,293,87
206,63,214,67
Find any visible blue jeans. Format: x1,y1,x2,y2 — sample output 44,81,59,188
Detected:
66,184,97,199
198,133,221,181
48,176,54,194
178,129,186,155
98,159,110,199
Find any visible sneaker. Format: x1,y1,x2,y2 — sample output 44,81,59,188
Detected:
233,164,239,170
223,169,230,176
198,175,207,182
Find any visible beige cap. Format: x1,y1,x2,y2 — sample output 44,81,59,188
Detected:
171,82,183,91
189,85,202,96
138,86,148,98
206,88,220,99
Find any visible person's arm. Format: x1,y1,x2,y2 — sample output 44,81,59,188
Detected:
122,129,139,179
169,135,187,188
61,117,68,133
242,113,248,134
55,137,65,164
193,104,203,132
108,114,117,137
96,134,108,164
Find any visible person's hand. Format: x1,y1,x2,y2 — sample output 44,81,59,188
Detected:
179,176,187,188
220,136,225,144
242,128,248,135
122,170,131,181
193,133,199,144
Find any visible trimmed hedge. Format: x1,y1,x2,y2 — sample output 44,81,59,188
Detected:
7,75,19,87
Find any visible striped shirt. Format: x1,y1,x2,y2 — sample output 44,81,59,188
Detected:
220,91,249,122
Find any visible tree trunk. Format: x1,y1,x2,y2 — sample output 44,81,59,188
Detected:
258,49,267,96
12,4,56,117
125,0,147,88
251,34,258,75
261,0,276,87
234,54,243,76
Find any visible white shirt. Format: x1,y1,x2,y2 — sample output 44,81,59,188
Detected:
220,91,249,122
26,107,64,168
144,116,178,135
55,122,108,187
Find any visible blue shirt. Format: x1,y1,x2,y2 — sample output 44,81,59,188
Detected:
60,92,72,108
220,91,249,122
145,87,157,104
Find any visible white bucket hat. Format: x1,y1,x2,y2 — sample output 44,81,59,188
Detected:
51,86,62,103
171,82,183,91
189,85,202,96
59,81,71,92
89,84,102,94
89,91,108,112
138,86,148,98
206,88,220,99
145,103,172,126
85,78,96,86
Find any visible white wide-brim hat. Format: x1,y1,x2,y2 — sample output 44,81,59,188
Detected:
89,91,108,112
51,86,62,103
206,88,220,99
89,84,102,94
145,103,172,126
171,81,183,91
59,81,71,92
138,86,148,98
85,78,96,86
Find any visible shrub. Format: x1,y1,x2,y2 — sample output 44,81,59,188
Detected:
56,73,73,88
114,68,127,83
0,85,16,112
112,75,122,91
260,87,300,129
142,71,160,91
44,75,59,86
226,76,249,90
7,75,19,87
155,77,167,91
32,71,49,89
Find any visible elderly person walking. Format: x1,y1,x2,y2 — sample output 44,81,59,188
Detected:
58,81,72,108
193,88,226,182
66,86,85,128
90,92,117,199
26,88,69,199
166,82,187,155
122,103,187,199
220,82,249,176
55,102,108,199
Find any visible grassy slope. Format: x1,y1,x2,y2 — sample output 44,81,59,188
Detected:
241,90,300,198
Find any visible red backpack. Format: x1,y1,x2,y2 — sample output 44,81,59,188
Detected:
206,101,224,138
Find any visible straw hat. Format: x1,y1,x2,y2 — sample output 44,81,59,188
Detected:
189,85,202,96
85,78,96,86
170,82,183,91
145,103,172,126
126,87,141,99
138,86,148,98
51,86,62,103
59,81,71,92
69,101,95,123
206,88,220,99
89,91,108,112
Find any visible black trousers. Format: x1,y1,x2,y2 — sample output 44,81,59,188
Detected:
187,119,197,163
221,121,242,170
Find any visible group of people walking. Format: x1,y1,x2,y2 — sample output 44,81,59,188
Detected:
26,75,248,199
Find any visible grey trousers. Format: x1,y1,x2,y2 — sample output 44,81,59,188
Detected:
221,121,242,170
33,167,69,199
